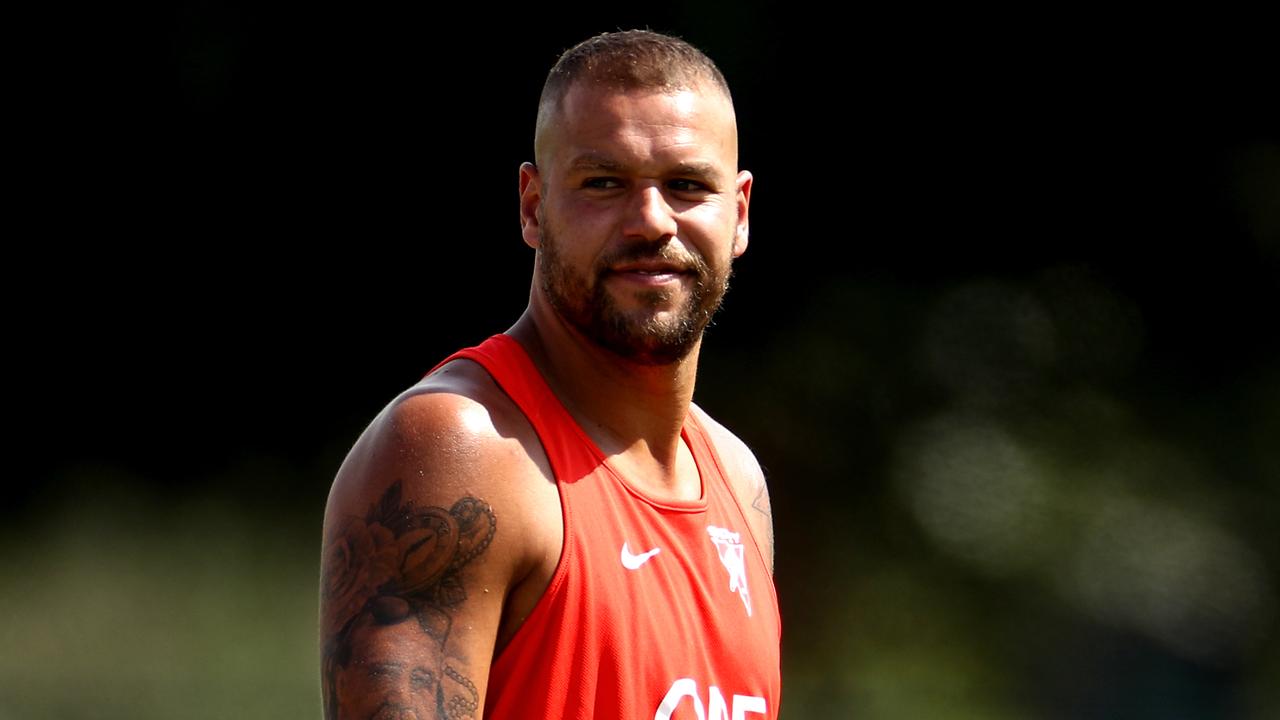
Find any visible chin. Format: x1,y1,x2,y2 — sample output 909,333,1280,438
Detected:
598,317,705,366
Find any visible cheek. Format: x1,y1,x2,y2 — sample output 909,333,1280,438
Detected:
545,232,609,277
336,669,382,716
557,196,623,238
680,206,739,253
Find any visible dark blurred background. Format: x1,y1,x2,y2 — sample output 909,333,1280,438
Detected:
7,3,1278,718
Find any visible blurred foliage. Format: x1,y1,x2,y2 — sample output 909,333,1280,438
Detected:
0,476,322,719
700,266,1280,719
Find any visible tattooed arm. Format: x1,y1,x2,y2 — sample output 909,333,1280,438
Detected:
321,363,560,720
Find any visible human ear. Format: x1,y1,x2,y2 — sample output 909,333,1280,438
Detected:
519,162,542,249
733,170,752,257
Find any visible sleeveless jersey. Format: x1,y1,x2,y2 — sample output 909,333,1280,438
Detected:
433,334,781,720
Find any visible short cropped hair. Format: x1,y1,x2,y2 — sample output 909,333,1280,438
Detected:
541,30,731,105
534,30,734,163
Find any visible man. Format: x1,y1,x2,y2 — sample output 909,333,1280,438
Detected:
321,30,779,719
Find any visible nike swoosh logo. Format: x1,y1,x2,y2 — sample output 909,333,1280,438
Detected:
621,542,661,570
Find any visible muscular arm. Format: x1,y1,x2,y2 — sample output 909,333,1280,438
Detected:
321,480,496,719
320,374,552,720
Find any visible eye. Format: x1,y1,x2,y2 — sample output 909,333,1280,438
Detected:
668,178,710,193
410,667,436,691
582,177,623,190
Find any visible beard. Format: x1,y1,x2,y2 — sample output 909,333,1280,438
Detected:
537,219,733,366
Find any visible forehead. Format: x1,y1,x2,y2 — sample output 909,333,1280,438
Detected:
541,82,738,173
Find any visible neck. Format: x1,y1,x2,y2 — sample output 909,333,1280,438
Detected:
507,299,700,488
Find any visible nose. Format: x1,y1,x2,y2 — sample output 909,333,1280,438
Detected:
621,184,678,242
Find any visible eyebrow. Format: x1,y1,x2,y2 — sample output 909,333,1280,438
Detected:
567,155,724,183
367,661,404,677
567,155,626,173
670,161,722,183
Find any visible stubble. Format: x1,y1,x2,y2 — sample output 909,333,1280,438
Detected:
537,217,732,366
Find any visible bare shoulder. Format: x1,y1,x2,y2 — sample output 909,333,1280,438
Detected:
320,358,556,719
324,358,556,581
327,359,552,514
690,403,775,574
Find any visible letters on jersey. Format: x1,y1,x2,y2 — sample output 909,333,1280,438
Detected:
655,678,767,720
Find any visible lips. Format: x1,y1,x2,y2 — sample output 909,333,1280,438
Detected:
608,260,691,276
605,263,693,289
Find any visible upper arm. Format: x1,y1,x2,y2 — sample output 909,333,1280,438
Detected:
737,443,775,576
320,387,542,720
694,406,775,575
744,456,774,575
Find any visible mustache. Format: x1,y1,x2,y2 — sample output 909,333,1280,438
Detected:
597,242,709,275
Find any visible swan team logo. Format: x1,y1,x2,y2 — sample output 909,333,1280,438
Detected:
706,526,752,617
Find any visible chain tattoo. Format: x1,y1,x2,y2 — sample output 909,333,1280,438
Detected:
445,664,480,719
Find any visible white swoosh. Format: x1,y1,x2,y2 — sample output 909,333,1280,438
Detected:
620,542,661,570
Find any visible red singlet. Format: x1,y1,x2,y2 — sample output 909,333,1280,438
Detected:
434,334,781,720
